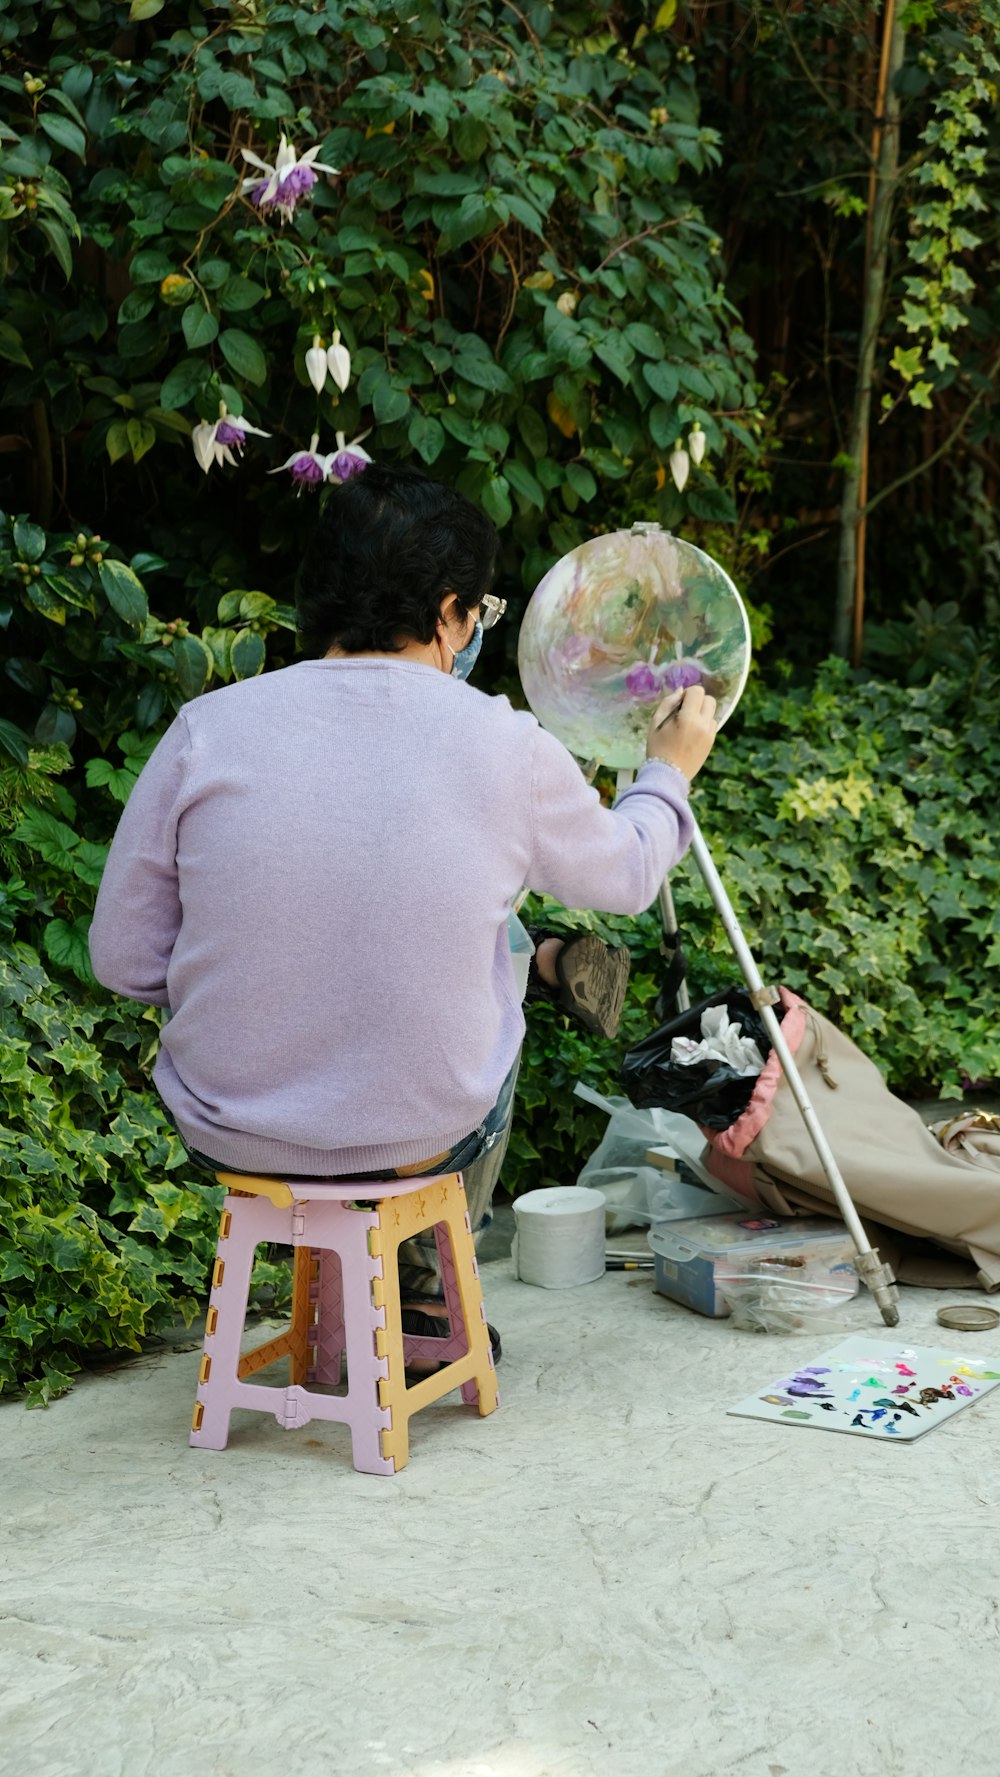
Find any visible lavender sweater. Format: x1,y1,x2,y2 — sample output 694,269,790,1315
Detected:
89,658,694,1175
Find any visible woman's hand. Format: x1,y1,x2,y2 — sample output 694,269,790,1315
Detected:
645,685,718,782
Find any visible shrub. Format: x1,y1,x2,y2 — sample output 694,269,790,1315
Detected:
0,941,223,1405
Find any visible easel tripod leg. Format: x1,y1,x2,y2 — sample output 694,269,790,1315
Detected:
687,820,900,1328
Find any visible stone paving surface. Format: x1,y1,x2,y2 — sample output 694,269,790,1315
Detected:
3,1246,999,1777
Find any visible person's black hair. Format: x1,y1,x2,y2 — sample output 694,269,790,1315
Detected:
296,463,499,656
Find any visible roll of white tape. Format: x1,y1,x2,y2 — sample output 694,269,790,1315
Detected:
511,1186,606,1289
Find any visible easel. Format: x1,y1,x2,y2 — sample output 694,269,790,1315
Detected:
617,768,900,1328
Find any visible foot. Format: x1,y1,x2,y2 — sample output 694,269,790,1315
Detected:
527,930,631,1039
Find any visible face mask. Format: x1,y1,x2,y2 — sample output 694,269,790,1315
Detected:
446,618,484,681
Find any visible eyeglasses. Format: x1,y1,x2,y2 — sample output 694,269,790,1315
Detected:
480,593,507,631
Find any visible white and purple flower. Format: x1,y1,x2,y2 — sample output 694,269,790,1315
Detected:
327,428,372,484
191,402,269,473
270,433,333,492
241,135,339,225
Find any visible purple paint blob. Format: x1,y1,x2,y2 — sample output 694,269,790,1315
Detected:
663,659,705,691
624,661,662,698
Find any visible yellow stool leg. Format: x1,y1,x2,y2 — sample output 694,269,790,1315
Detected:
372,1175,498,1470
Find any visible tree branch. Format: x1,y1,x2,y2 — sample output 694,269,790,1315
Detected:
593,213,693,274
859,357,1000,520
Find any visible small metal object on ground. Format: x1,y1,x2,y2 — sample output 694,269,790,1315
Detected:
936,1304,1000,1333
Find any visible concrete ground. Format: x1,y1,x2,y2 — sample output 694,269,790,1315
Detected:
3,1207,1000,1777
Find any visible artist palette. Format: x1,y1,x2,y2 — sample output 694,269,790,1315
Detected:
729,1335,1000,1441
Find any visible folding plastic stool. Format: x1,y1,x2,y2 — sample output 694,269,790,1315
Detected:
188,1171,499,1475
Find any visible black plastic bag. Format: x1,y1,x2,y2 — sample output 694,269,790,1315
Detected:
620,987,786,1132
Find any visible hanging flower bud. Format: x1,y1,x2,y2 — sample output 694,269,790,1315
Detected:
669,439,690,492
688,423,706,466
305,336,328,394
327,329,351,393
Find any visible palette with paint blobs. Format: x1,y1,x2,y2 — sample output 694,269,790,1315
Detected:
728,1335,1000,1441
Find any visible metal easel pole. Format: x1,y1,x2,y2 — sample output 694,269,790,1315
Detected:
616,766,899,1326
688,820,899,1328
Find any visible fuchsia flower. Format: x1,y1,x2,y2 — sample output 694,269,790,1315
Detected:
191,402,269,473
270,430,374,492
327,429,372,484
270,434,333,492
241,135,339,225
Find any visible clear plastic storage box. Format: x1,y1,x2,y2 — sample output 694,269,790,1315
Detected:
647,1212,858,1319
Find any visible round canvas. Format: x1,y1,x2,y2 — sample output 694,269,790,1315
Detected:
517,525,752,769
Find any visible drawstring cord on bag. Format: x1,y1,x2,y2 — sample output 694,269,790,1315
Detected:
809,1012,838,1090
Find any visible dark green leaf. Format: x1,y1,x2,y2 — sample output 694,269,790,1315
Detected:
677,364,716,401
648,401,678,449
0,322,31,369
36,218,73,280
0,718,30,766
99,559,149,629
453,355,513,394
172,634,211,700
44,917,97,984
130,249,174,284
117,290,154,325
480,475,512,527
218,329,267,386
407,412,445,464
38,113,86,159
218,278,266,312
504,458,545,509
565,462,597,502
230,629,266,680
453,117,488,162
373,381,410,424
643,361,679,402
135,682,166,732
182,306,219,349
624,323,665,359
13,520,46,563
159,357,209,411
34,703,75,745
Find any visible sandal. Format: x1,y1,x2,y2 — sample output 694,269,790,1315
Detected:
401,1305,502,1376
526,928,631,1040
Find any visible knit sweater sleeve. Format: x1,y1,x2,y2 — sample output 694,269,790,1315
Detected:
524,721,695,914
88,714,191,1006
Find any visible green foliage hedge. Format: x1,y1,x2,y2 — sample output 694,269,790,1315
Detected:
0,942,223,1407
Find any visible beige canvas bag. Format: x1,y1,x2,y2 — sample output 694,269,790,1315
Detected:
704,990,1000,1292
